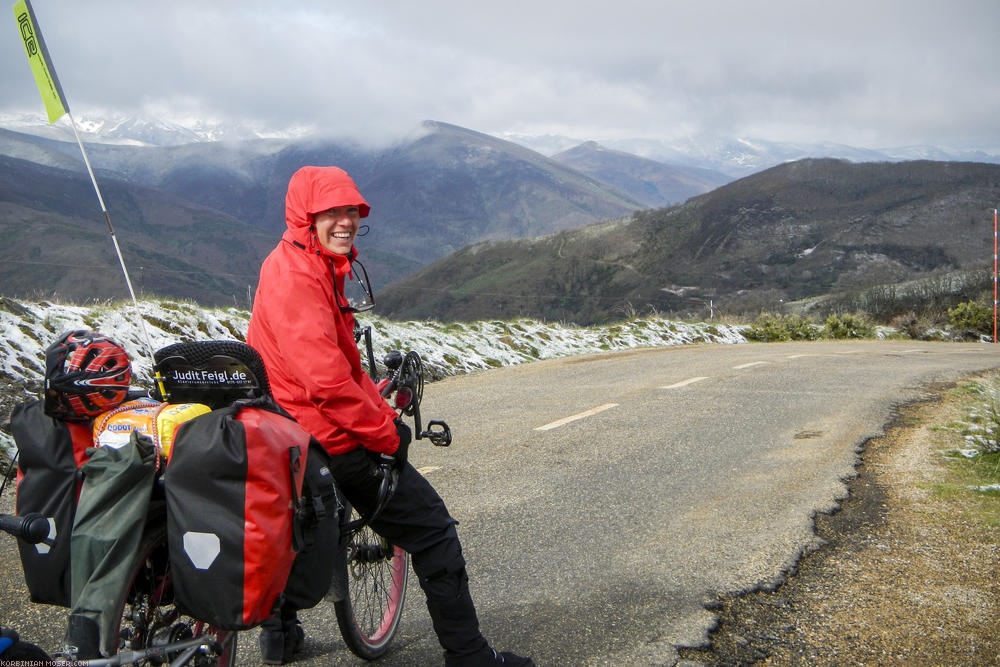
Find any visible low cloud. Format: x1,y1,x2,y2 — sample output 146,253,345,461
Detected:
3,0,997,150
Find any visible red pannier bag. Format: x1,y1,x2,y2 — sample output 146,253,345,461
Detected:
9,399,93,606
163,397,309,630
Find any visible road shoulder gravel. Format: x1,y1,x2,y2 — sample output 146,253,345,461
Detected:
679,379,1000,666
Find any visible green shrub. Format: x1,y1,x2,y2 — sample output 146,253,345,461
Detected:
745,313,789,342
948,301,993,338
745,312,822,342
824,313,876,339
785,315,824,341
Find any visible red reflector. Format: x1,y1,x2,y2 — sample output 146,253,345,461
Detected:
394,388,413,410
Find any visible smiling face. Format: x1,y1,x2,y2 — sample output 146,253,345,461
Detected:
313,205,361,255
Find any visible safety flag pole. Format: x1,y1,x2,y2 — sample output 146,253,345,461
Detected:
994,208,997,344
13,0,165,393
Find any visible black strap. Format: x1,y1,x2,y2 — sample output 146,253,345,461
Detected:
288,446,305,552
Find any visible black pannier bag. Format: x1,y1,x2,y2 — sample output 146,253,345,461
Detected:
164,380,310,630
154,340,324,629
164,397,310,630
10,398,93,606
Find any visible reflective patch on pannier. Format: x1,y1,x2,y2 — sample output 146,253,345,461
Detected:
182,532,222,570
32,518,56,555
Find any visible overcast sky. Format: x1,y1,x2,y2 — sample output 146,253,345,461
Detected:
4,0,998,151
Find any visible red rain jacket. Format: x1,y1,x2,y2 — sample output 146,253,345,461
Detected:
247,167,399,456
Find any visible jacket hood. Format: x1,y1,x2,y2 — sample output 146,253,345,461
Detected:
284,166,370,246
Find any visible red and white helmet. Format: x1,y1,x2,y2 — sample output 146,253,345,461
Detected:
43,330,132,421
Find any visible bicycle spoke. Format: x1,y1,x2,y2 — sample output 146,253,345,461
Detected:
348,529,401,639
336,511,409,658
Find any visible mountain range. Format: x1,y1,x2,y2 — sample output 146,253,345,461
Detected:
504,132,1000,177
7,111,997,176
2,113,998,321
377,159,1000,324
0,118,727,304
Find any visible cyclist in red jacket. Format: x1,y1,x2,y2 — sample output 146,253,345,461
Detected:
248,166,533,666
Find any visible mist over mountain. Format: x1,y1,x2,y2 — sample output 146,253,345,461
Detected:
551,141,730,207
0,112,311,147
504,132,1000,178
0,120,646,303
3,113,998,318
6,111,996,177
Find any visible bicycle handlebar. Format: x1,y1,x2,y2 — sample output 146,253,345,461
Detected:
340,344,451,537
0,512,49,544
376,348,451,447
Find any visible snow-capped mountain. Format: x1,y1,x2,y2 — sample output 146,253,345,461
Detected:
0,111,312,147
501,132,1000,177
3,110,998,175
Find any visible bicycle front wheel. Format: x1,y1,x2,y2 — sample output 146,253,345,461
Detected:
334,504,410,660
113,523,238,667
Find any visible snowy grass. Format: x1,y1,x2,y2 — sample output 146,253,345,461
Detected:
932,376,1000,524
939,378,1000,456
0,296,747,457
0,296,747,387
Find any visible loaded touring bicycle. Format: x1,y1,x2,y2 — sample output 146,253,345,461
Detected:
1,325,450,665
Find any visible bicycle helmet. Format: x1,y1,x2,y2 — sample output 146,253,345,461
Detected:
43,329,133,421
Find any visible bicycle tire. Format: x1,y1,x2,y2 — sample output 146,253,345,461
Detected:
334,504,410,660
112,522,238,666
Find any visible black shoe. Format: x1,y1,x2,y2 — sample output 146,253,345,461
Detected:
493,649,535,666
259,620,305,665
446,646,535,667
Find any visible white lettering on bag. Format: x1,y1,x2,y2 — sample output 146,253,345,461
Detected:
169,369,251,385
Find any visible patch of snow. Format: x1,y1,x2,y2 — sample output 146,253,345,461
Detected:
0,297,747,394
969,484,1000,493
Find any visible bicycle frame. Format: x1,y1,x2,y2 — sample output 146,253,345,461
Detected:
71,634,232,667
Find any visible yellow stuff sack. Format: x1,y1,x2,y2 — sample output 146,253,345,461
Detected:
156,403,211,457
93,398,211,458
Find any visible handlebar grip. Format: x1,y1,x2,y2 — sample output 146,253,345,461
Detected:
0,512,50,544
344,462,398,534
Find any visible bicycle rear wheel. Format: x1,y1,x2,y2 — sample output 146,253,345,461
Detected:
334,504,410,660
113,524,237,666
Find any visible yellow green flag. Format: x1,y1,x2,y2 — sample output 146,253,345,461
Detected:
13,0,68,123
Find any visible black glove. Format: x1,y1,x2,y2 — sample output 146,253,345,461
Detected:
392,419,411,470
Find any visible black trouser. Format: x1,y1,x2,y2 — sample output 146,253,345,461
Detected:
327,447,490,661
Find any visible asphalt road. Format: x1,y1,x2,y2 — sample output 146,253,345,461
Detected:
3,340,998,665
